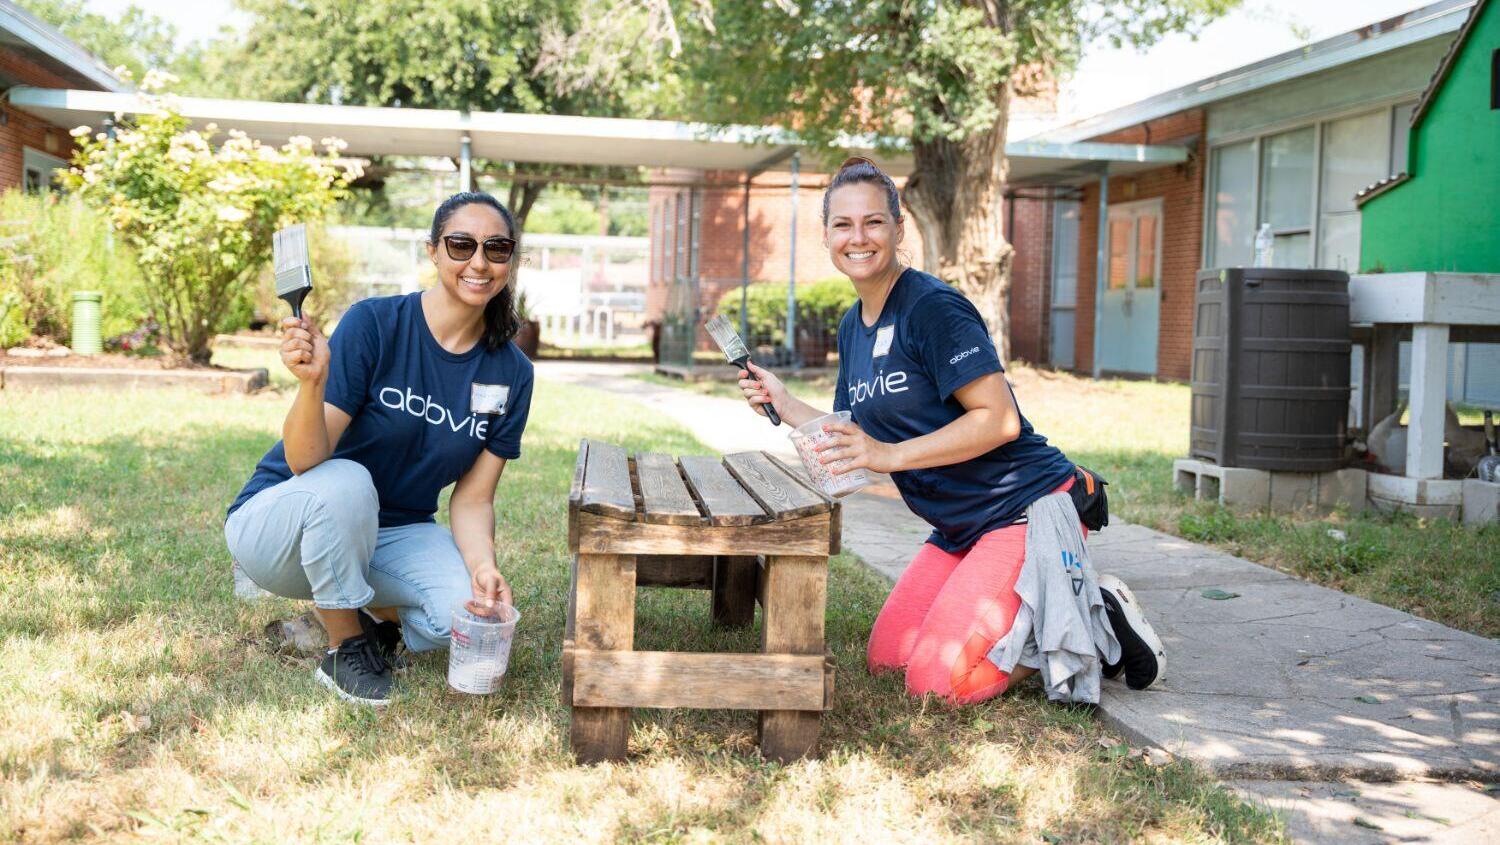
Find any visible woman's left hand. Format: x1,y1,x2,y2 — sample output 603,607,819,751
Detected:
467,562,513,615
814,421,902,474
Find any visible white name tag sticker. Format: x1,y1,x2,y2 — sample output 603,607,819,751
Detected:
873,325,895,358
471,383,510,415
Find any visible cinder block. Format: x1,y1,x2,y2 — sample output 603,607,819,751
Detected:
1269,472,1318,512
1172,459,1199,495
1219,467,1271,511
1316,468,1369,511
1462,480,1500,526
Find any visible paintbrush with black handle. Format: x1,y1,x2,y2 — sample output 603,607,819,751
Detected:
705,315,781,426
272,223,313,318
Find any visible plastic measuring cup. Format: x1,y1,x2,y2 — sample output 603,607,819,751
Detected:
789,410,871,498
447,601,520,694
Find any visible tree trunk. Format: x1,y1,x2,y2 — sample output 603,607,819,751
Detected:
901,84,1015,363
507,180,545,234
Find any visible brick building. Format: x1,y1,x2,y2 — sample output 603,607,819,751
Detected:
0,0,126,192
1009,0,1479,387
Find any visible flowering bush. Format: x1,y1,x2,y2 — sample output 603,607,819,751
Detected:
61,70,356,362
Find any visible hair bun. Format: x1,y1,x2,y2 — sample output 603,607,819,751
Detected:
837,155,880,174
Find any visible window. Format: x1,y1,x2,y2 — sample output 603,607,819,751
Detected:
1259,127,1314,267
21,148,66,195
1107,218,1132,289
1390,101,1416,173
1210,141,1256,267
1207,101,1417,270
1135,214,1157,288
1319,110,1390,271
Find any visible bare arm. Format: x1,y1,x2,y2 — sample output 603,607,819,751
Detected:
449,449,513,610
278,316,353,474
815,372,1022,474
736,362,827,429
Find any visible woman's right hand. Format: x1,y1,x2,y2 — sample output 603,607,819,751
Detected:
738,361,787,418
279,316,329,384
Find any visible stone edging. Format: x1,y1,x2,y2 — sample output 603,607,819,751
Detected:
0,365,268,394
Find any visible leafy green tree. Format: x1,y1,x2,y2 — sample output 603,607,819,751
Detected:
15,0,179,83
208,0,676,228
63,74,352,363
678,0,1238,359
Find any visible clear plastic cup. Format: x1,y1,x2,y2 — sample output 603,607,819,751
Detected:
789,410,871,498
447,601,520,694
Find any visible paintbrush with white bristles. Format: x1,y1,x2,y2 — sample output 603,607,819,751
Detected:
272,223,313,318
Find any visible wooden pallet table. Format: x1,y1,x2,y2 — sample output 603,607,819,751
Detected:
563,439,841,764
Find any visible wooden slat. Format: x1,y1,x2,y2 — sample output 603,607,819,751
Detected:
569,650,828,711
635,453,705,525
578,440,637,521
723,452,830,520
758,554,829,763
678,455,767,526
766,453,836,507
636,555,713,589
576,511,832,556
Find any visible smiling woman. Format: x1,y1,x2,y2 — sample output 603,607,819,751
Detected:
222,191,535,707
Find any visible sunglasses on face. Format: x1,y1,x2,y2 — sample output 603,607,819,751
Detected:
441,234,516,264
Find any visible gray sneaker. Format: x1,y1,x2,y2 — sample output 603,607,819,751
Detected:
314,635,394,706
359,609,408,671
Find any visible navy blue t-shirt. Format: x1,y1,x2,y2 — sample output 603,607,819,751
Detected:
228,292,534,527
833,268,1074,552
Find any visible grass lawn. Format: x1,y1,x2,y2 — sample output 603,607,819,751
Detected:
639,363,1500,638
0,374,1283,843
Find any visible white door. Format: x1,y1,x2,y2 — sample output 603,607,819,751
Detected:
1098,199,1162,376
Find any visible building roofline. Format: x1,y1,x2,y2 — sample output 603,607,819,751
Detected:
1025,0,1474,145
0,0,127,93
1409,0,1490,128
8,87,1189,178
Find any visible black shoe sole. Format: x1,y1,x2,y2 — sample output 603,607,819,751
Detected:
1098,576,1165,691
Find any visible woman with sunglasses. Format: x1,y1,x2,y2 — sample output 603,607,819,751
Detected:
224,191,533,706
737,159,1165,705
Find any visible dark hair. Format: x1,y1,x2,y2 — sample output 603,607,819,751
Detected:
821,156,903,225
429,191,521,351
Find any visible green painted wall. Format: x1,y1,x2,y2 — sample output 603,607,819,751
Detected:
1361,3,1500,273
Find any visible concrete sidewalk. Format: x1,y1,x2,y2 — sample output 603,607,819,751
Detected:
537,361,1500,842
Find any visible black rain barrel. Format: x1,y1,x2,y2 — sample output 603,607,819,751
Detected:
1190,268,1351,472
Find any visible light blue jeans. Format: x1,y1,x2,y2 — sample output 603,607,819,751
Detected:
224,459,472,653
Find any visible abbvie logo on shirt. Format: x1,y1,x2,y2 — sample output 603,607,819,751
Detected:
378,386,491,440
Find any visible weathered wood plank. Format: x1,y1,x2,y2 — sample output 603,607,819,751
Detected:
570,553,637,763
637,555,713,589
569,650,827,711
679,455,768,526
635,453,705,525
568,440,589,551
712,555,758,627
579,440,637,521
724,452,830,520
758,554,829,763
576,511,832,556
766,452,836,507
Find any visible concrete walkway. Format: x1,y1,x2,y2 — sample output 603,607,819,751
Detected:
536,361,1500,842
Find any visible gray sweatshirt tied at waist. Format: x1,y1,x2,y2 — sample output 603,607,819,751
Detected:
987,491,1120,704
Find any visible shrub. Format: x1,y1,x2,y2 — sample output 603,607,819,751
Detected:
62,71,353,363
0,191,149,347
715,278,856,351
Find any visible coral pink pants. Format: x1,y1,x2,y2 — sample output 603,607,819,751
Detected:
867,480,1077,705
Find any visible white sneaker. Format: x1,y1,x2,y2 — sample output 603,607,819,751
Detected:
1098,574,1166,690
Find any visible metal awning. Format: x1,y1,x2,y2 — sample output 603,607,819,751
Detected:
7,86,1186,180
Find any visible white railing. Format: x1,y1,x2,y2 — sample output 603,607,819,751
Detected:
326,226,649,346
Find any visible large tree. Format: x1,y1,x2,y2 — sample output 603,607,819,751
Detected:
677,0,1237,360
206,0,678,228
16,0,179,82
